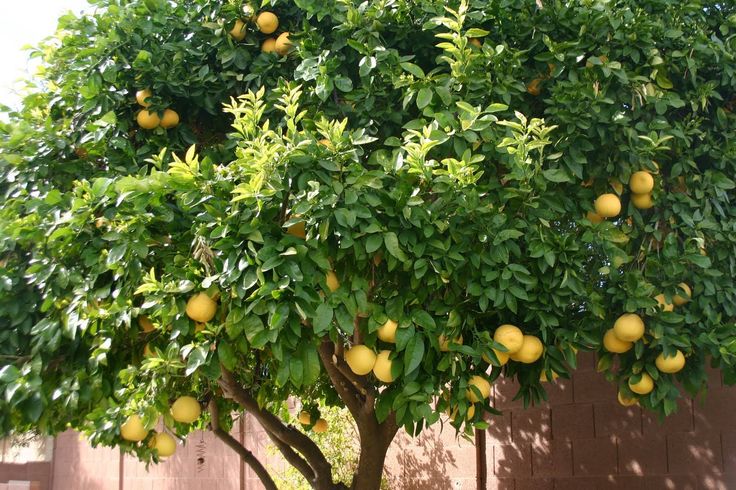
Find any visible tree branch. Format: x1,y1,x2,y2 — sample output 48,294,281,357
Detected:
324,339,375,398
317,340,367,423
208,400,278,490
218,367,335,488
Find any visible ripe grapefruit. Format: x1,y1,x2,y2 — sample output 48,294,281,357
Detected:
185,293,217,323
613,313,645,342
344,345,376,375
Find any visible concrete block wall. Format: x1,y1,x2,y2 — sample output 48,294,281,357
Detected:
481,352,736,489
4,351,736,489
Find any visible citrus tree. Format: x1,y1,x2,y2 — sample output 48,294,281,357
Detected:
2,0,736,488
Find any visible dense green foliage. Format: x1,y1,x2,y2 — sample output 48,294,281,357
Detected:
1,0,736,482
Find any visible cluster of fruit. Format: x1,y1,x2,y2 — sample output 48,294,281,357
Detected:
230,10,292,57
602,288,691,406
134,88,180,130
590,170,656,222
296,410,328,433
120,396,201,457
343,319,400,384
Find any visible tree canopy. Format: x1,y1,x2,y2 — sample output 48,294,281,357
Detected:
1,0,736,488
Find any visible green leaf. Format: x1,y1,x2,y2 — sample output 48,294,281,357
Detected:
366,234,383,254
412,310,436,329
416,88,433,109
404,336,425,375
384,232,408,261
400,62,426,79
313,303,333,334
301,346,321,386
185,346,208,375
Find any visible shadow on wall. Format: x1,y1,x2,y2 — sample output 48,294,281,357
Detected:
487,352,735,489
51,430,119,490
385,429,459,490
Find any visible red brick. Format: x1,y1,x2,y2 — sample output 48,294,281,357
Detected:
666,431,723,475
515,477,552,490
550,476,616,489
531,439,572,477
705,364,723,388
493,443,532,477
617,434,667,475
512,407,551,444
594,401,642,437
487,477,515,490
542,377,574,406
573,370,617,404
643,397,693,435
486,410,513,445
694,389,736,432
551,404,594,441
572,437,617,476
723,431,736,473
494,377,523,410
718,474,736,490
575,351,597,371
642,475,698,489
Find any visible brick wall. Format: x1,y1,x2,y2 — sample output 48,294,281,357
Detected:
479,351,736,489
5,352,736,489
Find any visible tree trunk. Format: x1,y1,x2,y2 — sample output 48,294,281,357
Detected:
351,435,392,490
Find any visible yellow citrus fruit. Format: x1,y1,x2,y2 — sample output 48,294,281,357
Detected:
617,391,638,407
673,283,692,306
185,293,217,323
509,335,544,363
602,329,632,353
160,109,179,129
527,78,542,96
654,294,673,312
275,32,292,56
493,324,524,354
377,319,398,343
469,38,482,48
229,19,247,41
466,375,491,402
297,411,311,425
344,345,376,375
120,414,148,442
312,418,328,433
195,322,205,333
655,350,685,374
150,432,176,457
372,350,394,383
286,221,306,239
137,110,161,129
629,171,654,194
138,316,155,333
136,88,153,107
613,313,645,342
325,270,340,292
171,396,201,424
482,348,509,366
438,334,463,352
449,403,475,422
261,38,277,53
594,193,621,218
628,373,654,395
586,211,604,224
256,11,278,34
143,343,156,358
609,178,624,195
631,193,654,209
